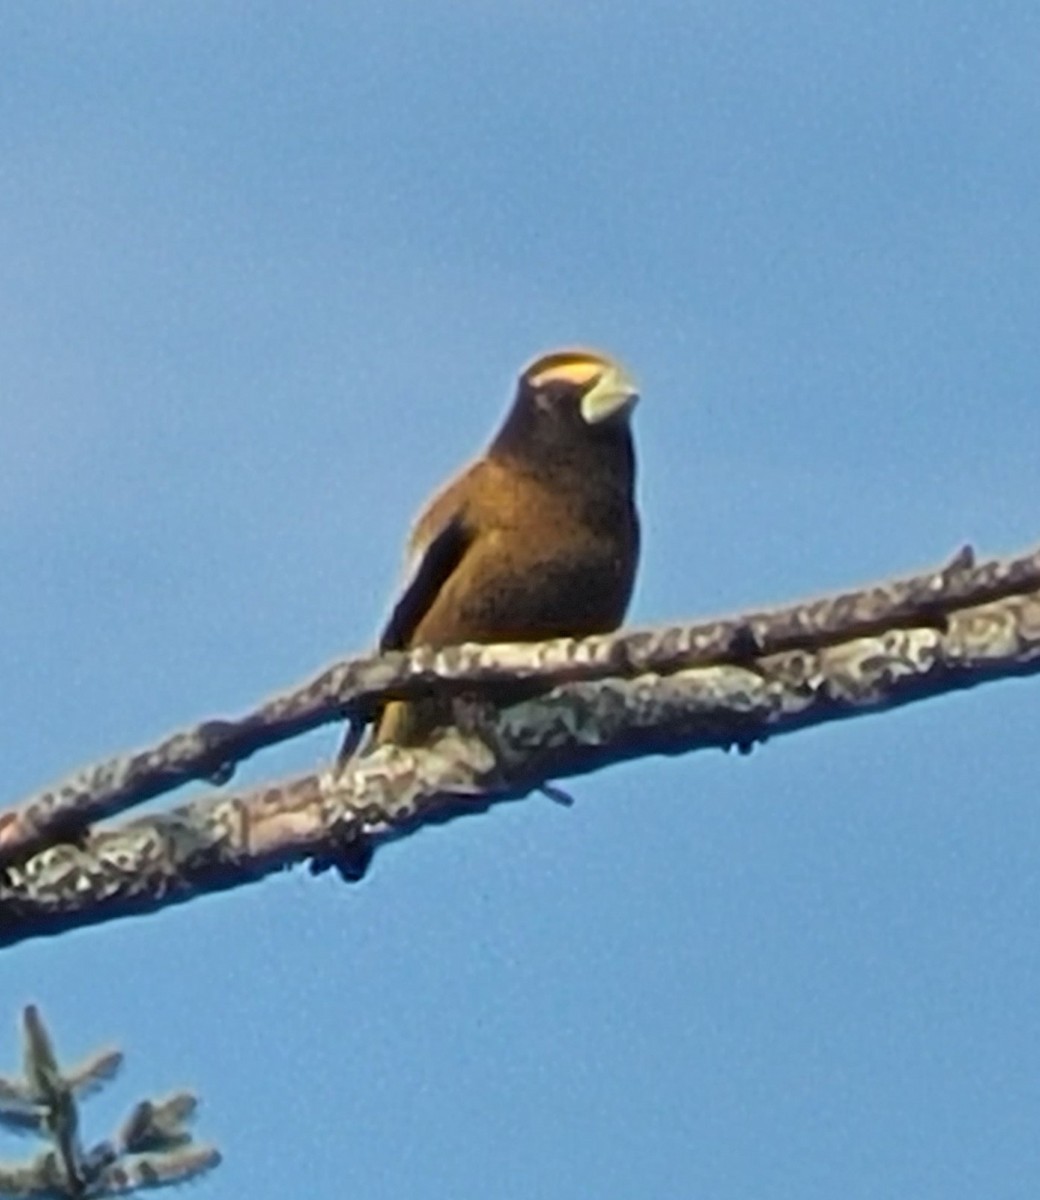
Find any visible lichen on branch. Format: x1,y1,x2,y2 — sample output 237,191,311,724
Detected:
2,542,1040,948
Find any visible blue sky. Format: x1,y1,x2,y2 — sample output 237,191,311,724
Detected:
3,3,1040,1196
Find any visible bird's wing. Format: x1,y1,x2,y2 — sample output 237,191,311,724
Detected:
378,465,480,651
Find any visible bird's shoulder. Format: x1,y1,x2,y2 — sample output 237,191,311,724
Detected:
406,459,480,567
406,454,556,561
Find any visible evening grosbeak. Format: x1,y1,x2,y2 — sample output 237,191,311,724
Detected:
347,347,641,752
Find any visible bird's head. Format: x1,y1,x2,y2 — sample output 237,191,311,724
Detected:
492,348,640,463
520,348,639,426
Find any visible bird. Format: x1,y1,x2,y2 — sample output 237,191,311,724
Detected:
346,347,642,754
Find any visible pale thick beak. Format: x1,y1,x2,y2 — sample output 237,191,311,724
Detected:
580,364,640,425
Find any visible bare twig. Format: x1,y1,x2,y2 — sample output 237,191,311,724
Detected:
2,545,1039,947
3,541,1037,871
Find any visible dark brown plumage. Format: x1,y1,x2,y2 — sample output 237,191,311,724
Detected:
357,347,641,749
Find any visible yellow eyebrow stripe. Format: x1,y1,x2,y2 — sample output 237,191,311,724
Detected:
527,357,606,389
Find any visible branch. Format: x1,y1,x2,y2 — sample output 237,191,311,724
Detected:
2,542,1040,946
3,541,1036,869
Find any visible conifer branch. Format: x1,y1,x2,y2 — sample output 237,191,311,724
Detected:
0,1006,218,1197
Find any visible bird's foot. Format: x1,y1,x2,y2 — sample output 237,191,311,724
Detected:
309,832,374,883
